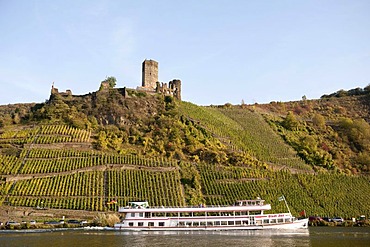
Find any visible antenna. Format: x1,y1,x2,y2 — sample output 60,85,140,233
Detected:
279,195,291,215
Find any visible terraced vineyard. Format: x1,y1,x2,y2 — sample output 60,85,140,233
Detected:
218,108,311,170
0,125,91,145
1,148,184,211
106,169,185,209
198,163,370,218
179,102,310,171
0,121,369,218
0,125,183,211
7,171,104,211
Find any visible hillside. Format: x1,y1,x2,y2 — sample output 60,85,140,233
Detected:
252,91,370,174
0,84,370,220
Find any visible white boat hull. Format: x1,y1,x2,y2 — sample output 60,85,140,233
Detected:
114,218,308,231
260,218,308,229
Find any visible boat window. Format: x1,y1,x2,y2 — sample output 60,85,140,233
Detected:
128,222,134,227
159,222,165,227
249,211,261,215
148,222,154,226
250,217,255,224
278,219,284,223
130,213,135,217
153,212,166,217
193,222,199,226
207,212,218,217
235,221,241,225
207,222,213,226
242,220,249,225
139,213,143,217
138,222,144,226
270,219,277,224
200,222,206,226
263,219,269,224
145,212,151,218
221,221,227,226
255,220,262,225
214,221,220,226
228,221,234,225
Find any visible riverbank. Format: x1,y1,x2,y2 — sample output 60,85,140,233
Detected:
0,205,119,229
309,219,370,227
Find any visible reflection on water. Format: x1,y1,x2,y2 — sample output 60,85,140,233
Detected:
109,229,310,247
111,229,310,236
309,227,370,247
1,228,369,247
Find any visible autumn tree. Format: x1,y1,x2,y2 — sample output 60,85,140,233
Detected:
282,111,299,131
312,113,326,129
99,76,117,90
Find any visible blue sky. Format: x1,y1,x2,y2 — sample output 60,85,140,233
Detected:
1,0,369,106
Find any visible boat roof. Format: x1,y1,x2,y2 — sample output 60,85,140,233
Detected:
118,204,271,213
236,199,265,203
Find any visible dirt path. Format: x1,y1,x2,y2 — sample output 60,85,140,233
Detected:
3,163,178,182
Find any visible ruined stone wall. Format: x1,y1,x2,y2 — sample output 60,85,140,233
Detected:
156,79,181,100
51,84,72,97
169,79,181,100
142,59,158,89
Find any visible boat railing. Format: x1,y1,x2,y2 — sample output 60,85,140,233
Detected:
123,205,226,209
122,203,268,210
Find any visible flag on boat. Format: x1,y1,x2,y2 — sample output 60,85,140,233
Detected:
107,199,117,205
299,210,306,217
278,195,285,201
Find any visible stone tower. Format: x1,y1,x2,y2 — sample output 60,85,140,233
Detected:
142,59,158,89
169,79,182,100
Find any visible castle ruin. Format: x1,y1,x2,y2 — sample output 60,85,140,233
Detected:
139,59,181,100
50,59,181,101
51,83,72,97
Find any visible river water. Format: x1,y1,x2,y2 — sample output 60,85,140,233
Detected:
0,227,369,247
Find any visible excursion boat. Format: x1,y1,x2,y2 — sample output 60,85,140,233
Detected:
113,198,308,231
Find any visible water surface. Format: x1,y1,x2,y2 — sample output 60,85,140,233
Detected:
1,227,369,247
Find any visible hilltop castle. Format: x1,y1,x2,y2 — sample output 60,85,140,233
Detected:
138,59,181,100
51,59,181,100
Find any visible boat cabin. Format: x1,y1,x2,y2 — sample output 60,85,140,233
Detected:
235,200,265,206
125,201,149,209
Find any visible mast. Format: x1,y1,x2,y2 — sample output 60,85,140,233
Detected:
279,195,291,215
